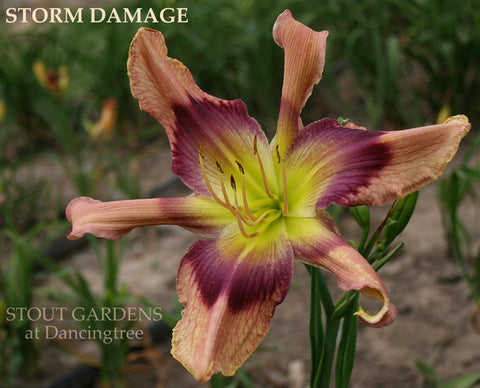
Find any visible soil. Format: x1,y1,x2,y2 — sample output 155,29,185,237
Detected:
8,142,479,388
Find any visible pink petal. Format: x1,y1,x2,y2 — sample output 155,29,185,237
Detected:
287,214,397,327
172,223,294,381
273,10,328,156
284,115,470,215
66,195,233,240
128,28,273,198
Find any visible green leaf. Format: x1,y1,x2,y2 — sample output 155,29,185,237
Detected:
350,206,370,230
440,371,480,388
335,294,358,388
414,359,441,387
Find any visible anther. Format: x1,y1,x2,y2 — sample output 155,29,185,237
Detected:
215,159,224,173
253,135,258,155
235,160,245,174
275,145,281,164
197,147,230,209
230,174,237,192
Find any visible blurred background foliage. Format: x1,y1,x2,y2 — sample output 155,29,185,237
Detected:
1,0,480,385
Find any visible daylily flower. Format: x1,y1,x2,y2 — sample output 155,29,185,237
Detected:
33,60,69,96
88,98,118,139
0,98,5,123
66,10,470,382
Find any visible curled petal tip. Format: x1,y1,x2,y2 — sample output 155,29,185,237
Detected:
444,114,471,136
65,197,100,240
352,285,397,328
444,113,469,123
354,298,398,328
65,197,109,240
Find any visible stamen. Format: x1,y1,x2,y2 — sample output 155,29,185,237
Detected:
219,177,255,226
235,160,245,174
240,175,257,221
197,150,229,209
281,159,288,216
215,159,224,173
230,174,241,209
275,145,288,216
220,179,235,212
235,160,256,221
254,210,282,235
220,174,255,226
254,137,276,200
194,139,204,158
236,217,258,239
249,208,277,225
275,145,281,163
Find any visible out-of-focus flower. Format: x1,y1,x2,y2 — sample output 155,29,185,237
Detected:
33,61,69,96
0,99,5,123
33,61,49,88
88,98,118,139
0,193,5,228
65,10,470,382
437,104,452,124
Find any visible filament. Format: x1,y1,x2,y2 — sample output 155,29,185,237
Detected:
281,160,288,216
236,217,258,239
235,160,257,222
196,136,289,240
198,151,229,209
254,135,276,200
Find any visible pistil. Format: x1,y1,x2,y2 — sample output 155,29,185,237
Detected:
196,137,289,240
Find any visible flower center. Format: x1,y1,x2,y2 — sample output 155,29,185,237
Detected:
196,136,289,239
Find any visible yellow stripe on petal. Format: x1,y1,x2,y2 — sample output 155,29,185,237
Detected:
172,222,294,381
128,28,276,199
66,195,234,240
273,10,328,156
284,115,470,215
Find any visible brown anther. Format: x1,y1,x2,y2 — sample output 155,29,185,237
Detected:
230,174,237,191
215,159,224,173
275,145,281,164
235,160,245,174
253,135,258,155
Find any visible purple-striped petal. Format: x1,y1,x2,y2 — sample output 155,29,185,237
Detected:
273,10,328,156
128,28,274,198
66,195,234,240
172,222,294,381
286,214,397,327
284,115,470,215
